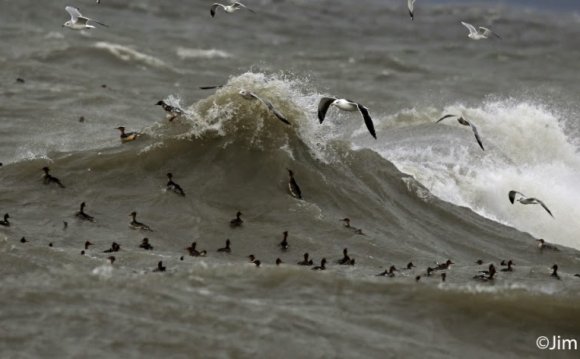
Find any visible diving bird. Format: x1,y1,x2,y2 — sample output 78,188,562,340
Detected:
116,127,140,143
63,6,108,30
156,100,184,122
436,114,484,150
318,97,376,139
508,191,554,218
408,0,416,20
210,2,255,17
461,21,501,40
239,90,290,125
287,169,302,199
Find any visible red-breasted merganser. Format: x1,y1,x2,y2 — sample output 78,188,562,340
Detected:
287,169,302,199
377,265,397,277
42,167,65,188
230,211,243,227
139,238,153,250
75,202,95,222
166,173,185,196
217,239,231,253
0,213,10,227
129,211,153,231
312,258,327,271
116,126,140,143
298,253,314,266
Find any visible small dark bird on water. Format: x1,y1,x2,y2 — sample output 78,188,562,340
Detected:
473,264,496,281
16,78,25,83
340,218,364,235
426,267,434,277
475,259,484,265
186,243,206,257
550,264,560,280
0,213,10,227
434,260,454,271
441,273,447,282
42,167,65,188
405,262,415,270
49,242,53,247
377,265,397,277
107,256,116,264
230,211,243,227
415,275,421,282
279,231,289,251
337,248,351,265
500,260,514,272
276,258,283,266
537,239,559,251
217,239,231,253
139,238,153,250
298,253,313,266
153,261,166,272
20,237,27,243
130,211,153,231
166,173,185,196
253,260,261,267
63,221,68,230
84,241,93,250
156,100,184,122
287,169,302,199
116,126,139,143
104,242,120,253
75,202,95,222
312,258,327,271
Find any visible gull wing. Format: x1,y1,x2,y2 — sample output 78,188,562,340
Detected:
536,199,554,218
461,21,478,36
65,6,82,22
357,104,377,139
467,121,485,151
200,85,224,90
234,2,256,13
251,92,290,125
508,190,526,204
436,114,457,123
408,0,416,20
210,4,223,17
318,97,336,124
480,27,501,39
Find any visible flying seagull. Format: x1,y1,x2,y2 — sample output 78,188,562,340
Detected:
210,2,255,17
408,0,416,20
239,90,290,125
63,6,108,30
508,191,554,218
318,98,376,139
461,22,501,40
436,114,484,150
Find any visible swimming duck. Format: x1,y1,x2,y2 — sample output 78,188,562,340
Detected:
42,167,65,188
298,253,314,266
217,239,231,253
473,264,496,281
279,231,289,251
537,239,559,251
230,211,243,227
337,248,351,265
550,264,560,280
500,260,514,272
166,173,185,196
287,169,302,199
139,238,153,250
312,258,327,271
155,100,184,122
103,242,120,253
153,261,166,272
75,202,95,222
84,241,93,250
116,126,140,143
434,259,454,271
339,218,364,235
186,242,201,256
129,211,153,231
276,258,283,266
377,265,397,277
0,213,10,227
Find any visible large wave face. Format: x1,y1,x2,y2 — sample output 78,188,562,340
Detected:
381,99,580,249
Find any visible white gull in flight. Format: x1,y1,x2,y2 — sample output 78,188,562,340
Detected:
461,22,501,40
63,6,107,30
318,98,376,139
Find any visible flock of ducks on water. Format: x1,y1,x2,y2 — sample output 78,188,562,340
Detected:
1,165,578,282
2,2,578,284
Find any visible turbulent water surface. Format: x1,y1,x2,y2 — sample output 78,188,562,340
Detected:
1,0,580,357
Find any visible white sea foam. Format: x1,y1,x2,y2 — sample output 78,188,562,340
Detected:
94,42,168,68
381,99,580,250
176,47,232,60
